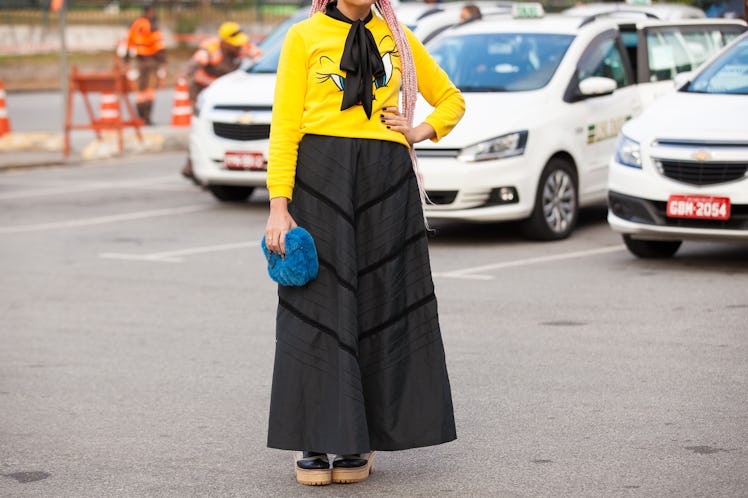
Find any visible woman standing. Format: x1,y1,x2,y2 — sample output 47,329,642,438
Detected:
263,0,465,486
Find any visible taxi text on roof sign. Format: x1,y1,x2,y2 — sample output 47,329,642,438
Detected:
512,3,544,18
625,0,653,6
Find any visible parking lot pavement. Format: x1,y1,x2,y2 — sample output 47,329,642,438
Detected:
1,153,747,497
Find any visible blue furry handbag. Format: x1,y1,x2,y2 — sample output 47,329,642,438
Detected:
261,227,319,286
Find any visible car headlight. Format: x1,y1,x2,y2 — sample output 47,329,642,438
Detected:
458,131,528,162
615,134,641,169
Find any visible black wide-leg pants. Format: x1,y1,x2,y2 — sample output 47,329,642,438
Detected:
267,134,456,455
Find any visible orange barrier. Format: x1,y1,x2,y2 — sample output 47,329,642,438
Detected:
0,80,11,137
98,92,121,124
171,77,192,127
65,64,143,157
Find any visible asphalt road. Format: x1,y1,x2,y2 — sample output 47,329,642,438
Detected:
1,153,747,497
5,89,176,133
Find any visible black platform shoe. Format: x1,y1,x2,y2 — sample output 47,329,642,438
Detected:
332,452,375,484
295,451,331,486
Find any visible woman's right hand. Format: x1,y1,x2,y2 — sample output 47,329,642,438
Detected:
265,197,297,256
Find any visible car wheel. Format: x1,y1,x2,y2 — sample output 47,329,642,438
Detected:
522,158,578,240
622,235,682,258
208,185,255,202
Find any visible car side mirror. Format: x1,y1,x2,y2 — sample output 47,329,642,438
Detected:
578,76,617,97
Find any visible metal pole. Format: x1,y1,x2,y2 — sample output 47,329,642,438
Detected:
60,0,68,160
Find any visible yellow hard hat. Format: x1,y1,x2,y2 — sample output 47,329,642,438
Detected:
219,22,248,47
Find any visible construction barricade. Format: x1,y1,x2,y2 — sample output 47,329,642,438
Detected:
65,64,143,157
0,80,11,137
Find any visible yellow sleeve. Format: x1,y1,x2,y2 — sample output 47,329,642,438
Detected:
406,28,465,142
266,27,308,200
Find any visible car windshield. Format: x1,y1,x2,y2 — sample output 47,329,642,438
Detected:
247,10,307,74
686,36,748,95
428,32,575,92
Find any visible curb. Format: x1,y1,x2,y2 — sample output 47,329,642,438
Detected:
0,128,189,170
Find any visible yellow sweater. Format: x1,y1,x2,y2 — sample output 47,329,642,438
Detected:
266,11,465,200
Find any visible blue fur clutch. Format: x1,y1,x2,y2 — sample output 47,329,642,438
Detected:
261,227,319,287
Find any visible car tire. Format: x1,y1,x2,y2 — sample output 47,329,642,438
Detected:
208,185,255,202
522,158,578,240
622,235,682,258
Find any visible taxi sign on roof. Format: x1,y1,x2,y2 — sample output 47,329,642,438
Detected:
625,0,653,5
512,2,545,18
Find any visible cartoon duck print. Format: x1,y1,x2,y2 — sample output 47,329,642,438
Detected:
316,35,398,95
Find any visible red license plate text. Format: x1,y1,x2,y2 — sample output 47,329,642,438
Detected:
666,195,730,220
224,152,265,171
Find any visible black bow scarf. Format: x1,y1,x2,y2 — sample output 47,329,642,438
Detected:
326,2,385,119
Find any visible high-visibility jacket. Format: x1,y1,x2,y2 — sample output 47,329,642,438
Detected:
126,16,165,57
188,38,261,88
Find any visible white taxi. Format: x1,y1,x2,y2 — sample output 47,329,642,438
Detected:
608,32,748,258
415,6,745,239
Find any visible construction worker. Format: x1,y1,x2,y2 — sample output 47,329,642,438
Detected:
185,22,261,106
181,22,261,181
123,2,167,125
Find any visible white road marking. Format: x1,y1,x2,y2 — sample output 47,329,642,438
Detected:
433,245,626,280
100,240,261,263
0,204,211,234
0,175,184,200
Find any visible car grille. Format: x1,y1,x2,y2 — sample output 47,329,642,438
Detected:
213,105,272,112
658,160,748,186
416,149,461,158
213,122,270,141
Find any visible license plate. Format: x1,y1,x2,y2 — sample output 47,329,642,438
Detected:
224,151,265,171
666,195,730,220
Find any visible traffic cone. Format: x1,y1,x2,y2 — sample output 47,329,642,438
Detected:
171,77,192,127
98,92,121,124
0,80,11,137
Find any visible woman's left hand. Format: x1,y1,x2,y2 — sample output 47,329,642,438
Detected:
380,107,435,145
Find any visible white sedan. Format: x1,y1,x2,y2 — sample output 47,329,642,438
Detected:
189,10,305,202
607,32,748,258
414,10,745,239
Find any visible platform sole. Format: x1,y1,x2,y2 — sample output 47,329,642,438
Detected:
295,467,332,486
332,453,375,484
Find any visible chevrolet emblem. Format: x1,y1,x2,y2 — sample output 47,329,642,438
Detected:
237,112,254,125
692,150,711,161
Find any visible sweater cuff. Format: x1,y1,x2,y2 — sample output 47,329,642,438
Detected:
268,185,294,201
424,117,445,143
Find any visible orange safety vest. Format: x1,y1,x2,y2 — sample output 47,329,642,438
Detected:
192,38,260,87
127,16,165,57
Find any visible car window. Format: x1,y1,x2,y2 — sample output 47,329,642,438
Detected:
246,10,306,74
578,36,631,87
428,33,575,92
248,37,285,74
687,35,748,94
647,30,693,81
646,26,745,82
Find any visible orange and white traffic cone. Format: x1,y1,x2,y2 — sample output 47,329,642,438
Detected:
98,92,121,124
171,77,192,127
0,80,11,137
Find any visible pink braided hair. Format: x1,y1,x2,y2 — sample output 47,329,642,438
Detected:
309,0,429,211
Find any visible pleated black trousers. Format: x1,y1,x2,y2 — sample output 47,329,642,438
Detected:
267,134,456,455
